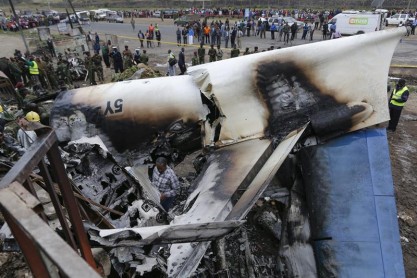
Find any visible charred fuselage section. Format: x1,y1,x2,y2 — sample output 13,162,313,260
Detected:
43,29,405,277
255,61,367,139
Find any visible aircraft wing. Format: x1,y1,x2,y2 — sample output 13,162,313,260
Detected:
189,28,405,146
168,126,306,276
167,28,405,276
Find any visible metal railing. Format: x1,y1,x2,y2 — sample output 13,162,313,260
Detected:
0,124,100,277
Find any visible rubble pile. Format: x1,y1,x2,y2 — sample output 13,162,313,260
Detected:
188,154,316,277
111,64,162,82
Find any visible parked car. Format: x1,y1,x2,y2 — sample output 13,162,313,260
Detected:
19,18,29,29
163,9,179,19
90,10,107,21
137,11,146,18
106,11,124,23
174,14,200,26
385,13,415,26
283,17,304,29
153,11,161,18
42,10,60,22
60,15,79,24
267,16,304,30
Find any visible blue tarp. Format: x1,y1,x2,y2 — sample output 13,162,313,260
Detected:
301,128,404,278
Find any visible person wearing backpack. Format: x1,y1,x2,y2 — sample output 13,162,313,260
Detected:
167,49,176,76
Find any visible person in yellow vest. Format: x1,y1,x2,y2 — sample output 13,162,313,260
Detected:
387,79,409,132
23,55,44,94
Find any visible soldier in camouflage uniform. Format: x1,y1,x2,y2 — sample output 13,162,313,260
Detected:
8,58,23,85
84,52,96,85
197,43,205,64
122,45,133,70
230,45,240,58
139,50,149,65
208,44,217,62
0,57,22,86
216,45,223,61
56,59,72,87
35,57,50,91
13,50,29,85
42,56,58,90
92,53,104,82
191,51,198,66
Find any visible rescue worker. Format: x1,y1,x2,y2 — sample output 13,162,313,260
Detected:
23,103,48,126
35,57,50,91
387,79,410,132
92,53,104,82
23,55,44,94
197,43,205,64
17,112,39,149
122,45,133,69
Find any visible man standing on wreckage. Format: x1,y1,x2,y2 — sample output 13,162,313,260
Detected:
49,27,406,277
152,157,180,211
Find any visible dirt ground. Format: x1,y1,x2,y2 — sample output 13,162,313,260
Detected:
387,94,417,278
0,21,416,277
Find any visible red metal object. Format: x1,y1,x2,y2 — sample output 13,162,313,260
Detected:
0,125,98,275
37,159,78,250
46,142,97,269
2,210,50,278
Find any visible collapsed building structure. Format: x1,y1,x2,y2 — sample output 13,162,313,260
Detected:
0,27,407,277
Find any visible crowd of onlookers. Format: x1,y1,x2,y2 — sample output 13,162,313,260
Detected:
0,10,63,32
120,7,417,22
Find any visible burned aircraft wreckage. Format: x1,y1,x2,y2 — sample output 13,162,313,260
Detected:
0,28,406,277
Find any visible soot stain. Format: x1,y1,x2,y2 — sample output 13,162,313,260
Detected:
255,61,349,138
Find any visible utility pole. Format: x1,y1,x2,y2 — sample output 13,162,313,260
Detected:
8,0,30,54
66,0,84,34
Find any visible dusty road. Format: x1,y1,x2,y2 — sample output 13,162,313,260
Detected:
0,19,416,277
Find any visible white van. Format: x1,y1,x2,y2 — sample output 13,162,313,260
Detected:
76,11,90,25
329,12,385,35
385,13,415,26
